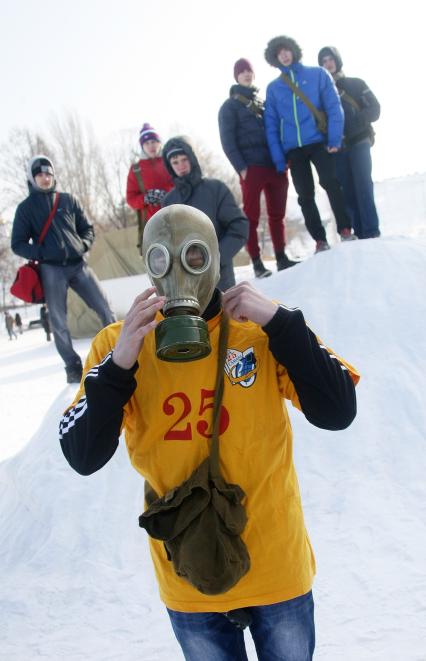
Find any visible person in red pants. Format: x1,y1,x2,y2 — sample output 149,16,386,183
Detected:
219,58,296,278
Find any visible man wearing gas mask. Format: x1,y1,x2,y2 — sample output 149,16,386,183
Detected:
162,136,249,291
60,204,359,661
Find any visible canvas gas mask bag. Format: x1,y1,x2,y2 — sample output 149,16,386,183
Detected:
142,204,221,362
139,312,250,594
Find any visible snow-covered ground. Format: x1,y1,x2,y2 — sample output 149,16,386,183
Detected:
1,229,426,659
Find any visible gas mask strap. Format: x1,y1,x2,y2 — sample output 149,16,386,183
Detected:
208,309,230,481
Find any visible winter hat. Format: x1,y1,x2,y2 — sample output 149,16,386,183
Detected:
27,155,56,191
165,147,186,162
30,156,54,178
233,58,254,82
317,46,343,73
139,123,161,147
264,36,303,68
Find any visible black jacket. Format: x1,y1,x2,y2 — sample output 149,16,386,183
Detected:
218,85,274,173
317,46,380,147
335,76,381,146
11,187,94,265
162,138,248,291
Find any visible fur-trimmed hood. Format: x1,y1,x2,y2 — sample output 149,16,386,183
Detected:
264,36,303,68
317,46,343,73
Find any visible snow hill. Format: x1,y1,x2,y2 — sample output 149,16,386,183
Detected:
1,235,426,660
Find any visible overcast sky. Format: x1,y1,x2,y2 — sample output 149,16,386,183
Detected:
1,0,424,181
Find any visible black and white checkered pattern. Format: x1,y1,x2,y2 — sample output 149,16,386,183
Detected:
59,396,87,440
59,352,113,440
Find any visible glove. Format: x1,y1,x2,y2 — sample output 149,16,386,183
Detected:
144,189,167,206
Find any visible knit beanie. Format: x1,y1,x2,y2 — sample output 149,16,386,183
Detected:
233,58,254,82
27,154,56,192
139,123,161,147
31,156,54,178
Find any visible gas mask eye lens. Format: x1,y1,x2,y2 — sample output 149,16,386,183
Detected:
146,244,170,277
181,241,211,274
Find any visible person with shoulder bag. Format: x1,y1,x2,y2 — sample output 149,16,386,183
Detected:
126,123,174,252
218,58,296,278
11,155,115,383
264,35,357,252
318,46,381,239
59,204,360,661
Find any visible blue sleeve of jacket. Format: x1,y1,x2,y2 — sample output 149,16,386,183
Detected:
264,84,286,172
215,182,249,263
320,69,344,148
11,203,43,261
218,101,246,174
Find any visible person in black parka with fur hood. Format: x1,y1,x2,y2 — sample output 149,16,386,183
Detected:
318,46,381,239
218,58,295,278
162,137,249,291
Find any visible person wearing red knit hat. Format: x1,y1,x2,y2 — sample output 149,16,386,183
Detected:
219,58,295,278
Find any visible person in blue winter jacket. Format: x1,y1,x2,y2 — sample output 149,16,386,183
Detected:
264,35,357,252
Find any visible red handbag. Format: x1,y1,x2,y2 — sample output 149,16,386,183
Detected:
10,193,60,304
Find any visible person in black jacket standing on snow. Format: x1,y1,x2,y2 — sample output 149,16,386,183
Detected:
11,155,115,383
318,47,381,239
219,58,295,278
162,137,249,291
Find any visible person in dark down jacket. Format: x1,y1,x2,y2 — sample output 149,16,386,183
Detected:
219,58,295,278
318,47,381,239
162,137,249,291
11,155,115,383
264,36,357,252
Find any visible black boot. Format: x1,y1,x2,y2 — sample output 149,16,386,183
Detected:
65,360,83,384
252,257,272,278
276,252,297,271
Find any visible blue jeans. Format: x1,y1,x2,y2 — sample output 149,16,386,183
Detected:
40,261,115,367
167,591,315,661
335,140,380,239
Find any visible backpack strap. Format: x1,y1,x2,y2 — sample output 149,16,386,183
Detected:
132,162,146,194
132,162,147,252
339,89,361,112
280,72,328,134
231,93,264,119
37,192,60,245
337,87,375,145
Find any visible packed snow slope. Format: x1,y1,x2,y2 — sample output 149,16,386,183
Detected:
1,235,426,661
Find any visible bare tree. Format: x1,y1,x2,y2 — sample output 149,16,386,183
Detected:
0,114,242,239
0,216,20,309
0,128,52,215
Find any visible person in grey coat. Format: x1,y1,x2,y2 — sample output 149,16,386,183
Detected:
162,137,249,291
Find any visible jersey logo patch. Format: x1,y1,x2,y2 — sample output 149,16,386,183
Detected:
225,347,257,388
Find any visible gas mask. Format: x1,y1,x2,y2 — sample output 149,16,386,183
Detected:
142,204,220,362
